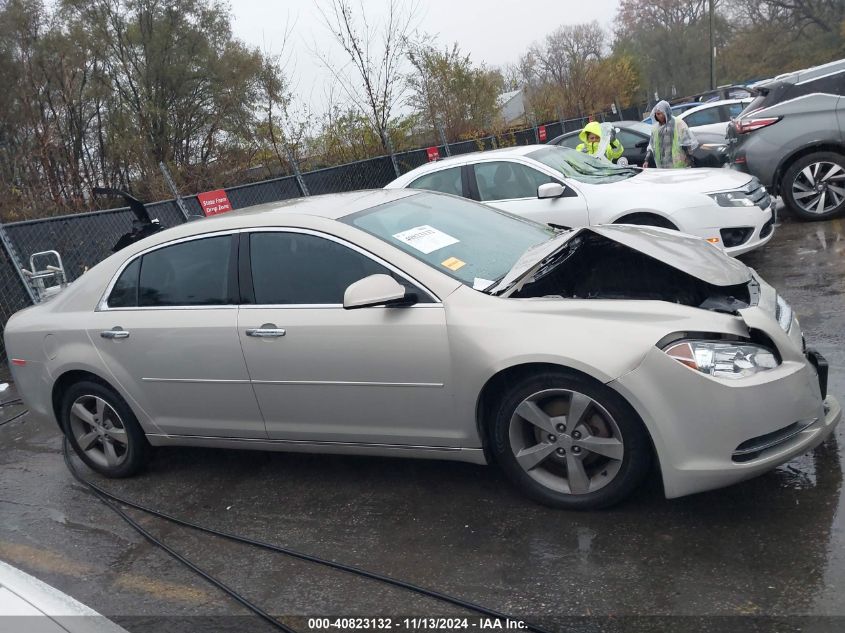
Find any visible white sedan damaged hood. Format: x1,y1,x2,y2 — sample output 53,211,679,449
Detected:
609,167,753,194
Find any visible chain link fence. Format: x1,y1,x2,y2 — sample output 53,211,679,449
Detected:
0,237,32,380
0,103,650,376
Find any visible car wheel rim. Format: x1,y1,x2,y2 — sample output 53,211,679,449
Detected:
508,388,624,495
69,395,129,469
792,161,845,214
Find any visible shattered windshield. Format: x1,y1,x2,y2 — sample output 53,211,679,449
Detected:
528,146,640,184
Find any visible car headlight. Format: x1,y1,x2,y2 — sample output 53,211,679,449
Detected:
776,294,793,332
708,191,757,207
664,340,779,379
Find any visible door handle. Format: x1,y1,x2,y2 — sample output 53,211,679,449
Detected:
246,328,286,338
100,328,130,339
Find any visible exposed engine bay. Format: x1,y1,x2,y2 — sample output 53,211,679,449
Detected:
511,231,755,312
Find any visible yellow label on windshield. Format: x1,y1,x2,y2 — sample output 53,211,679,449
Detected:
441,256,466,271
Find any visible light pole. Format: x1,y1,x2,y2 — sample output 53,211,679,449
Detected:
709,0,715,90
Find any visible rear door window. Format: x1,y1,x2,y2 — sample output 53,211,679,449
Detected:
558,134,581,149
684,107,722,127
474,161,555,201
409,166,463,197
138,236,233,307
727,103,745,118
616,129,647,149
107,258,140,308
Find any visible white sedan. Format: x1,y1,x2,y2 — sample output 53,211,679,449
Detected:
677,97,754,135
386,145,774,256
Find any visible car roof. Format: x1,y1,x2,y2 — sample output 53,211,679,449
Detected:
678,98,753,118
212,188,418,221
394,145,546,177
549,120,649,143
138,189,420,248
754,58,845,89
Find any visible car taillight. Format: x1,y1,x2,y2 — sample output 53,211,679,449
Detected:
735,117,780,134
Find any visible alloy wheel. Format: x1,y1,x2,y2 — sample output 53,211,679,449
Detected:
68,395,129,469
791,161,845,215
508,388,625,495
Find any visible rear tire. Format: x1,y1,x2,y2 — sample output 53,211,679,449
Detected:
782,152,845,221
489,370,652,510
61,380,149,478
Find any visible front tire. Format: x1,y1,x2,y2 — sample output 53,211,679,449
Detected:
61,380,149,478
489,371,652,510
782,152,845,221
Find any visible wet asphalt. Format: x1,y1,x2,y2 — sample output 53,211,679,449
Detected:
1,209,844,633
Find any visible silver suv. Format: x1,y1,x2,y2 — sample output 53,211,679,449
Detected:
727,59,845,221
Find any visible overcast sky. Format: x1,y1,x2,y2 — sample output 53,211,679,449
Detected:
228,0,621,115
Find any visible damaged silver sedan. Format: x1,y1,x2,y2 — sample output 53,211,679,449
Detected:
4,190,840,509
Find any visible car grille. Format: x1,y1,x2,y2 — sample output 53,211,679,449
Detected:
744,178,771,209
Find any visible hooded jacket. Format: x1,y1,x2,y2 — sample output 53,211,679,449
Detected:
645,100,699,168
576,121,624,161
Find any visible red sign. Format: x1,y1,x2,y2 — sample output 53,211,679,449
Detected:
538,125,547,142
197,189,232,217
426,146,440,162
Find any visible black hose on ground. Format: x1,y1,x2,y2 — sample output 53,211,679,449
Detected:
0,409,29,426
62,440,553,633
63,438,296,633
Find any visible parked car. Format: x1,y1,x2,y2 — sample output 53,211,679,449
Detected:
386,145,773,256
691,85,753,103
642,102,700,124
548,121,729,168
4,190,838,509
727,58,845,220
677,98,754,135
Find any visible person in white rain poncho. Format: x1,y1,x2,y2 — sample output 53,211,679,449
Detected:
643,100,699,169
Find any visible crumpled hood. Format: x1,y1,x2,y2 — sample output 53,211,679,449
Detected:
493,224,751,296
607,167,753,194
589,225,752,285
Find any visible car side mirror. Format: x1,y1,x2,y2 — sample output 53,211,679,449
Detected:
343,274,415,310
635,140,648,149
538,182,565,199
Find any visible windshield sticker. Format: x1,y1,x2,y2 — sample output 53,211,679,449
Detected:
392,225,459,254
473,277,495,290
441,256,466,271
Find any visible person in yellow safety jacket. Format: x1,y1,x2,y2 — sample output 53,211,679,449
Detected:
576,121,624,161
643,100,699,168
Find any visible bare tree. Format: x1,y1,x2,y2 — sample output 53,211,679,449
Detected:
314,0,419,152
532,22,605,115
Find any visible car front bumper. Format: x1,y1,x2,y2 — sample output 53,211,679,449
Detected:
671,202,775,257
722,204,776,256
609,340,840,500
